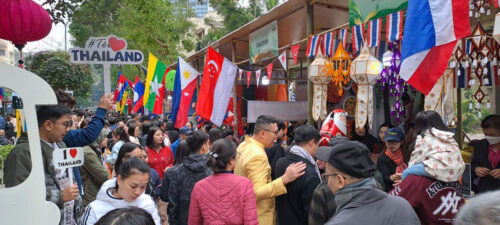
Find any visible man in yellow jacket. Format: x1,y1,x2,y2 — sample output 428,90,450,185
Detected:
235,115,306,225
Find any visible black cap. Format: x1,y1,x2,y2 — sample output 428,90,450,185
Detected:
327,141,376,178
316,136,350,162
180,126,193,135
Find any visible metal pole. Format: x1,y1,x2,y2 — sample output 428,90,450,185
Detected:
103,64,111,94
64,22,67,51
231,39,239,136
306,0,314,125
457,88,463,149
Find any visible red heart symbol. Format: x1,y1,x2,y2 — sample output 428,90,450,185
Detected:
69,148,77,158
109,37,126,52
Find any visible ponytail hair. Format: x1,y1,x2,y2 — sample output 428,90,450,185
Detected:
207,139,237,173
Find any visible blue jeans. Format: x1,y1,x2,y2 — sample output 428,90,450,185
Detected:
402,163,428,180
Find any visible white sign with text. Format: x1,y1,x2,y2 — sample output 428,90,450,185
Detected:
53,147,84,170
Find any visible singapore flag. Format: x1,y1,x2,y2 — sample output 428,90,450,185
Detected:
196,47,237,126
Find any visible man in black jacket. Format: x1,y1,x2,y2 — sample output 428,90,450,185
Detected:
266,119,287,179
275,124,321,225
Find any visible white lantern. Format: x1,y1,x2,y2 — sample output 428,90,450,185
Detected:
308,55,332,121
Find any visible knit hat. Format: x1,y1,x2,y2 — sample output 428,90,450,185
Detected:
327,141,376,178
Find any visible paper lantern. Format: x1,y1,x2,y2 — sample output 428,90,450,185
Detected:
309,55,332,121
350,46,382,129
0,0,53,67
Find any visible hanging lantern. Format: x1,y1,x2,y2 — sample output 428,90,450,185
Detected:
0,0,53,68
350,46,382,129
309,55,332,121
325,42,351,96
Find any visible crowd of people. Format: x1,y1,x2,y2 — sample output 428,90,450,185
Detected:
2,89,500,225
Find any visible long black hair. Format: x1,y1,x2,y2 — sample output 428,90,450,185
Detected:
112,127,130,142
146,126,164,149
415,110,449,138
207,139,237,173
115,142,142,173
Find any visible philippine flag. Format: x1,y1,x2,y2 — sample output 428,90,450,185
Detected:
196,47,238,126
400,0,470,95
171,57,199,129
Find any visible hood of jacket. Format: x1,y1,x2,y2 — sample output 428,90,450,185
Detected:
183,153,209,173
424,128,455,143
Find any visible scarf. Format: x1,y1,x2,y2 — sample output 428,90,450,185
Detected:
385,149,407,174
489,146,500,169
334,177,376,212
289,145,321,180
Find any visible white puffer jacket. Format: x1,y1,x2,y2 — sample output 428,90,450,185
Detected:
82,178,161,225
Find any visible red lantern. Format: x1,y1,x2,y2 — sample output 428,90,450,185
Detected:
0,0,52,68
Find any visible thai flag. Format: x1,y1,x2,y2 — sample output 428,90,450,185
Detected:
322,32,335,57
339,28,348,48
464,39,472,54
0,88,3,102
400,0,470,95
386,11,404,43
367,18,382,47
351,24,365,53
306,35,322,58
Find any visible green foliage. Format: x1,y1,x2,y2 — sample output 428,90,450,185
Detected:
0,145,14,167
24,51,94,108
41,0,85,23
460,89,490,134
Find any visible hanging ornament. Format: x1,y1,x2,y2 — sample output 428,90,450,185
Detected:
325,42,352,96
487,101,491,108
309,55,332,121
474,88,486,103
469,102,473,110
471,23,487,50
350,45,382,129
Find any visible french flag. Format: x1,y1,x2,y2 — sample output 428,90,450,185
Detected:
367,18,382,47
339,28,348,48
306,35,322,58
322,32,335,57
196,47,237,126
400,0,470,95
351,24,365,53
386,11,404,43
171,57,199,129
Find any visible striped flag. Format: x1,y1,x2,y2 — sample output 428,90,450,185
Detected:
339,28,349,48
367,18,382,47
351,24,365,53
322,31,336,57
386,11,404,42
495,0,500,8
464,39,472,54
306,34,322,58
400,0,470,95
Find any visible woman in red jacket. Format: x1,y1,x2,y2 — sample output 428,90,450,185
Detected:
188,139,258,225
146,126,174,179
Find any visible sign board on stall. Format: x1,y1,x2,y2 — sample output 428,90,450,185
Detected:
68,35,144,94
249,20,279,64
349,0,407,26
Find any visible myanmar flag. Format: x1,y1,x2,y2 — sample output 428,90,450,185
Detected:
144,53,169,114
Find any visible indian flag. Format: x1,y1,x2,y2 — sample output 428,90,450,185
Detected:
144,53,169,114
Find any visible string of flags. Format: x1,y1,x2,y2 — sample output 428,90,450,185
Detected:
305,10,404,58
237,51,288,88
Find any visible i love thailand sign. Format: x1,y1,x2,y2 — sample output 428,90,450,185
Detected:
69,35,144,65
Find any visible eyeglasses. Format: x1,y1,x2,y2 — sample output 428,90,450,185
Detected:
51,120,71,128
262,129,279,135
123,155,147,160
